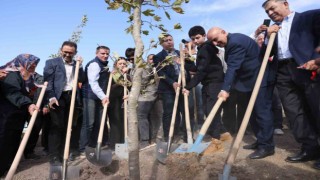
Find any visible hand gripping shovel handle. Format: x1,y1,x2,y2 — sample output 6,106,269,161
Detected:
167,73,182,155
222,33,277,180
61,59,81,180
179,43,193,145
5,82,48,180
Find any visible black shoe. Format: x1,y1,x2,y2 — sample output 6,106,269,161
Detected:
286,150,320,163
243,142,258,150
249,148,275,159
24,153,41,160
313,160,320,170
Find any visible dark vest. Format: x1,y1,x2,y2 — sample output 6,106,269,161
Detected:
82,57,110,100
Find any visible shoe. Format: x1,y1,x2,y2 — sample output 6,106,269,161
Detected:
313,160,320,170
243,142,258,150
249,148,275,159
24,153,41,160
220,132,233,141
285,150,320,163
274,128,284,135
79,152,86,158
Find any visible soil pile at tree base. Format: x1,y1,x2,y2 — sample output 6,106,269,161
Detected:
166,153,202,179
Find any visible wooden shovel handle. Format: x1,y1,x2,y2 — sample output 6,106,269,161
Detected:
97,73,113,144
63,59,81,160
123,73,128,139
5,82,48,180
180,43,193,144
168,73,182,139
199,97,224,136
226,32,277,165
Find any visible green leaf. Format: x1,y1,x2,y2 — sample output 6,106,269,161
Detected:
173,23,182,30
127,14,133,22
153,15,161,22
172,6,184,14
160,0,170,4
173,0,183,6
164,11,171,20
142,30,149,35
125,25,133,34
142,9,155,16
107,2,121,10
122,3,131,13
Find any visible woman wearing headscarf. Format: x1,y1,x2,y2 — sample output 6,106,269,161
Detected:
0,54,40,176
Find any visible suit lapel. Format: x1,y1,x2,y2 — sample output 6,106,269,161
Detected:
289,12,300,45
58,57,67,77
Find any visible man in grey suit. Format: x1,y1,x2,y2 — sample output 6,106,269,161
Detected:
43,41,84,164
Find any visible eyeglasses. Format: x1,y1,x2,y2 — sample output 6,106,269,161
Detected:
62,51,75,55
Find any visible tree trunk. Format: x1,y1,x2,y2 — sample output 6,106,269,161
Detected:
128,1,144,179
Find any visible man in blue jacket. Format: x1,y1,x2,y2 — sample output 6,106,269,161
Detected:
44,41,84,165
207,27,275,159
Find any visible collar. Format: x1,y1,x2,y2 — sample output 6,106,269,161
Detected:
62,57,74,65
278,11,295,24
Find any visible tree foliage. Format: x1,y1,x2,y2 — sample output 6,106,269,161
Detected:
49,15,88,58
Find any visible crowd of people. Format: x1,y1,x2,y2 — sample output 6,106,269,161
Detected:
0,0,320,177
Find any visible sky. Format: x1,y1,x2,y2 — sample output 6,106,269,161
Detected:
0,0,319,74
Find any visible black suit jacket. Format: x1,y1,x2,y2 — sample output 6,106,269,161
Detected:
223,33,261,92
43,57,84,102
185,41,224,90
154,49,196,94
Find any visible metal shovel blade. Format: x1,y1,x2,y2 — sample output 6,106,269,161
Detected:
115,143,128,160
156,141,179,164
49,164,80,180
218,164,237,180
174,141,211,154
85,146,113,167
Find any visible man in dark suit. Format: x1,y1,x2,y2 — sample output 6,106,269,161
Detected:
258,0,320,169
207,27,275,159
153,33,196,141
182,26,226,140
43,41,84,164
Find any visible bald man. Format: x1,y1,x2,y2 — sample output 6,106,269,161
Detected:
207,27,277,159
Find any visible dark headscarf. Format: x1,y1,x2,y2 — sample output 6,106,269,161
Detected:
0,54,40,93
0,54,40,71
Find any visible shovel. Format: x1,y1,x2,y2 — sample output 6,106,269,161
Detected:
50,58,81,180
156,73,181,164
219,33,277,180
85,74,113,166
173,43,194,153
115,73,129,159
5,82,48,180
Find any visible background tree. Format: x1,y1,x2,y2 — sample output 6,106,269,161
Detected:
104,0,188,179
49,15,88,58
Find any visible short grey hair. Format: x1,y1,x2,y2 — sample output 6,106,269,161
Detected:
262,0,287,8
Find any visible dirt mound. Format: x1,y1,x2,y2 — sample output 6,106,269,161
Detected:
166,153,203,179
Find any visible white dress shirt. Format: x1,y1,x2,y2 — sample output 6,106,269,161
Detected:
87,62,107,100
277,12,295,60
